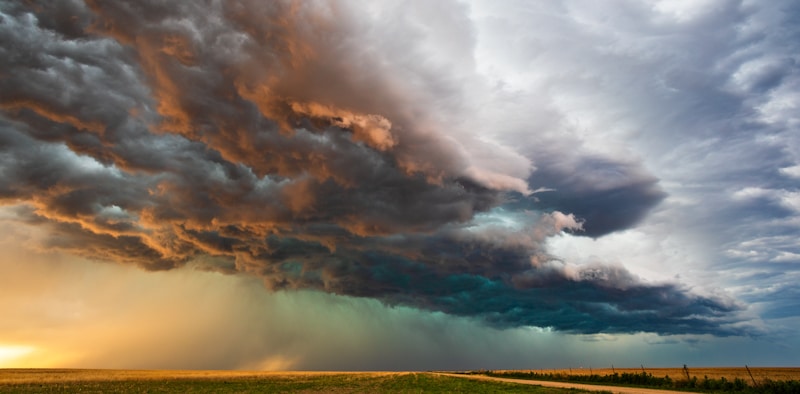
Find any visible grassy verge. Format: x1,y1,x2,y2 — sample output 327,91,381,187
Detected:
0,371,604,393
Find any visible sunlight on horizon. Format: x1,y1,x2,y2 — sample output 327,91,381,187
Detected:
0,345,35,368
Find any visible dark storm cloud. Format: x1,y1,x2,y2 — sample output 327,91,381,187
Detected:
228,230,744,335
518,155,666,237
0,0,751,335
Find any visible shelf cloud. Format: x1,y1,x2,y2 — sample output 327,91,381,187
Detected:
3,0,792,342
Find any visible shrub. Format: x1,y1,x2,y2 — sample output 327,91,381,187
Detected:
483,370,800,393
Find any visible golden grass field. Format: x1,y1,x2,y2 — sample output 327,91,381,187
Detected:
0,369,376,383
493,366,800,382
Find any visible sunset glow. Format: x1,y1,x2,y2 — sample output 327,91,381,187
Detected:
0,346,34,367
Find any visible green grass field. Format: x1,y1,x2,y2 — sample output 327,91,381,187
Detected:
0,370,602,393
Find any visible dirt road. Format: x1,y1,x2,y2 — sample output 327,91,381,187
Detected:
436,373,698,394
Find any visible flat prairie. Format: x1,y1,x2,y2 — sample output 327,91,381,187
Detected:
493,367,800,382
0,369,601,393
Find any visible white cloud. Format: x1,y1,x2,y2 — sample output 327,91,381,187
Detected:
779,165,800,178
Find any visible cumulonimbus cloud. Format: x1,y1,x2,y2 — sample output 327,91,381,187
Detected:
0,0,749,335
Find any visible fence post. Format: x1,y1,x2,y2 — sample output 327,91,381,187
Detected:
745,365,758,388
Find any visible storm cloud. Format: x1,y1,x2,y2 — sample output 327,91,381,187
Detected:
0,0,764,336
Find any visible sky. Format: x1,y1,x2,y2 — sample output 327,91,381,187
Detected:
0,0,798,370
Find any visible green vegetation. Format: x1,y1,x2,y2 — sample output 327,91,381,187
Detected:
483,370,800,393
0,372,603,393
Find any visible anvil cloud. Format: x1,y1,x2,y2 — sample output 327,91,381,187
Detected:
2,0,799,368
